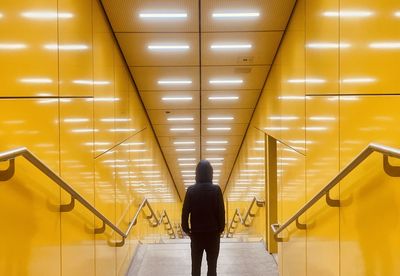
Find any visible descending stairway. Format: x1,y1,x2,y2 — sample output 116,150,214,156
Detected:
128,240,278,276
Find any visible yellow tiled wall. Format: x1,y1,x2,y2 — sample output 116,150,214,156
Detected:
227,0,400,275
0,1,180,275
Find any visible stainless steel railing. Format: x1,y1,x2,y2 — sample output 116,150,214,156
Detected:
271,143,400,242
226,196,265,238
0,147,176,247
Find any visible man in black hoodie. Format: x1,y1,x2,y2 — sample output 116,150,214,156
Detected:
181,160,225,276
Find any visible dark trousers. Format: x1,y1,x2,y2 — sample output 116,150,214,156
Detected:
190,232,220,276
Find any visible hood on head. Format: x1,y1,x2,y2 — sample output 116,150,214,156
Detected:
195,160,213,183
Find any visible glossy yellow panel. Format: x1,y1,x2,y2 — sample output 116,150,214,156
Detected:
340,96,400,275
115,143,131,275
305,96,339,276
279,142,306,276
94,150,116,276
279,0,305,153
340,0,400,94
58,0,93,97
59,98,95,275
0,99,60,275
93,0,115,157
305,0,339,95
0,1,58,97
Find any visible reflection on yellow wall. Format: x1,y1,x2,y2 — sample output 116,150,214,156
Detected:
0,1,180,275
228,0,400,275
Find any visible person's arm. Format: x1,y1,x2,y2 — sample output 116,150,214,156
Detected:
181,189,191,235
217,186,225,234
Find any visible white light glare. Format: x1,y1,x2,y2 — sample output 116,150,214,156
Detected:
21,11,74,19
206,141,228,144
148,45,190,50
174,141,195,145
322,11,373,18
0,43,27,50
209,79,243,84
341,78,376,83
167,117,194,121
73,80,110,85
139,13,187,18
158,80,192,85
64,118,89,123
208,116,234,121
369,42,400,49
178,158,196,161
208,96,239,100
162,97,192,101
176,148,196,152
170,128,194,131
20,78,53,84
395,11,400,17
307,43,351,49
211,44,252,49
212,12,260,18
207,127,231,131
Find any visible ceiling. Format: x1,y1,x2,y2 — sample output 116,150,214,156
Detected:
101,0,296,196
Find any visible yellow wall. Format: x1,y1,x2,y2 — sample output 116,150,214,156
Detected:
226,0,400,275
0,1,180,275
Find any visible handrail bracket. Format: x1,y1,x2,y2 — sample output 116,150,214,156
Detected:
94,221,106,234
383,155,400,177
0,159,15,181
326,190,340,207
60,196,75,212
295,218,307,230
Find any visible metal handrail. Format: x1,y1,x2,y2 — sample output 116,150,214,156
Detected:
271,143,400,242
226,197,265,238
0,147,175,246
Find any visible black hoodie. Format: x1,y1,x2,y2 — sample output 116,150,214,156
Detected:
181,160,225,234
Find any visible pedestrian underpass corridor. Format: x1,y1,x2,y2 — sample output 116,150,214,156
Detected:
128,241,278,276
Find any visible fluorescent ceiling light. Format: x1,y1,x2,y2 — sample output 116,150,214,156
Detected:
369,42,400,49
0,43,27,50
322,11,373,17
128,149,147,152
395,11,400,17
208,96,239,100
20,78,53,84
174,141,195,145
132,159,153,162
44,44,88,50
100,118,130,122
162,97,192,101
248,157,264,160
208,116,233,121
212,12,260,18
176,148,196,152
211,44,252,49
341,78,376,83
139,13,187,18
158,80,192,85
71,128,99,133
178,158,196,161
73,80,110,85
122,142,145,146
207,127,231,131
278,96,306,100
206,148,226,151
109,128,136,132
206,141,228,144
167,117,194,121
21,11,74,19
307,42,351,49
209,79,243,84
64,118,89,123
170,128,194,131
309,116,336,121
207,158,224,161
269,116,298,121
148,45,190,50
